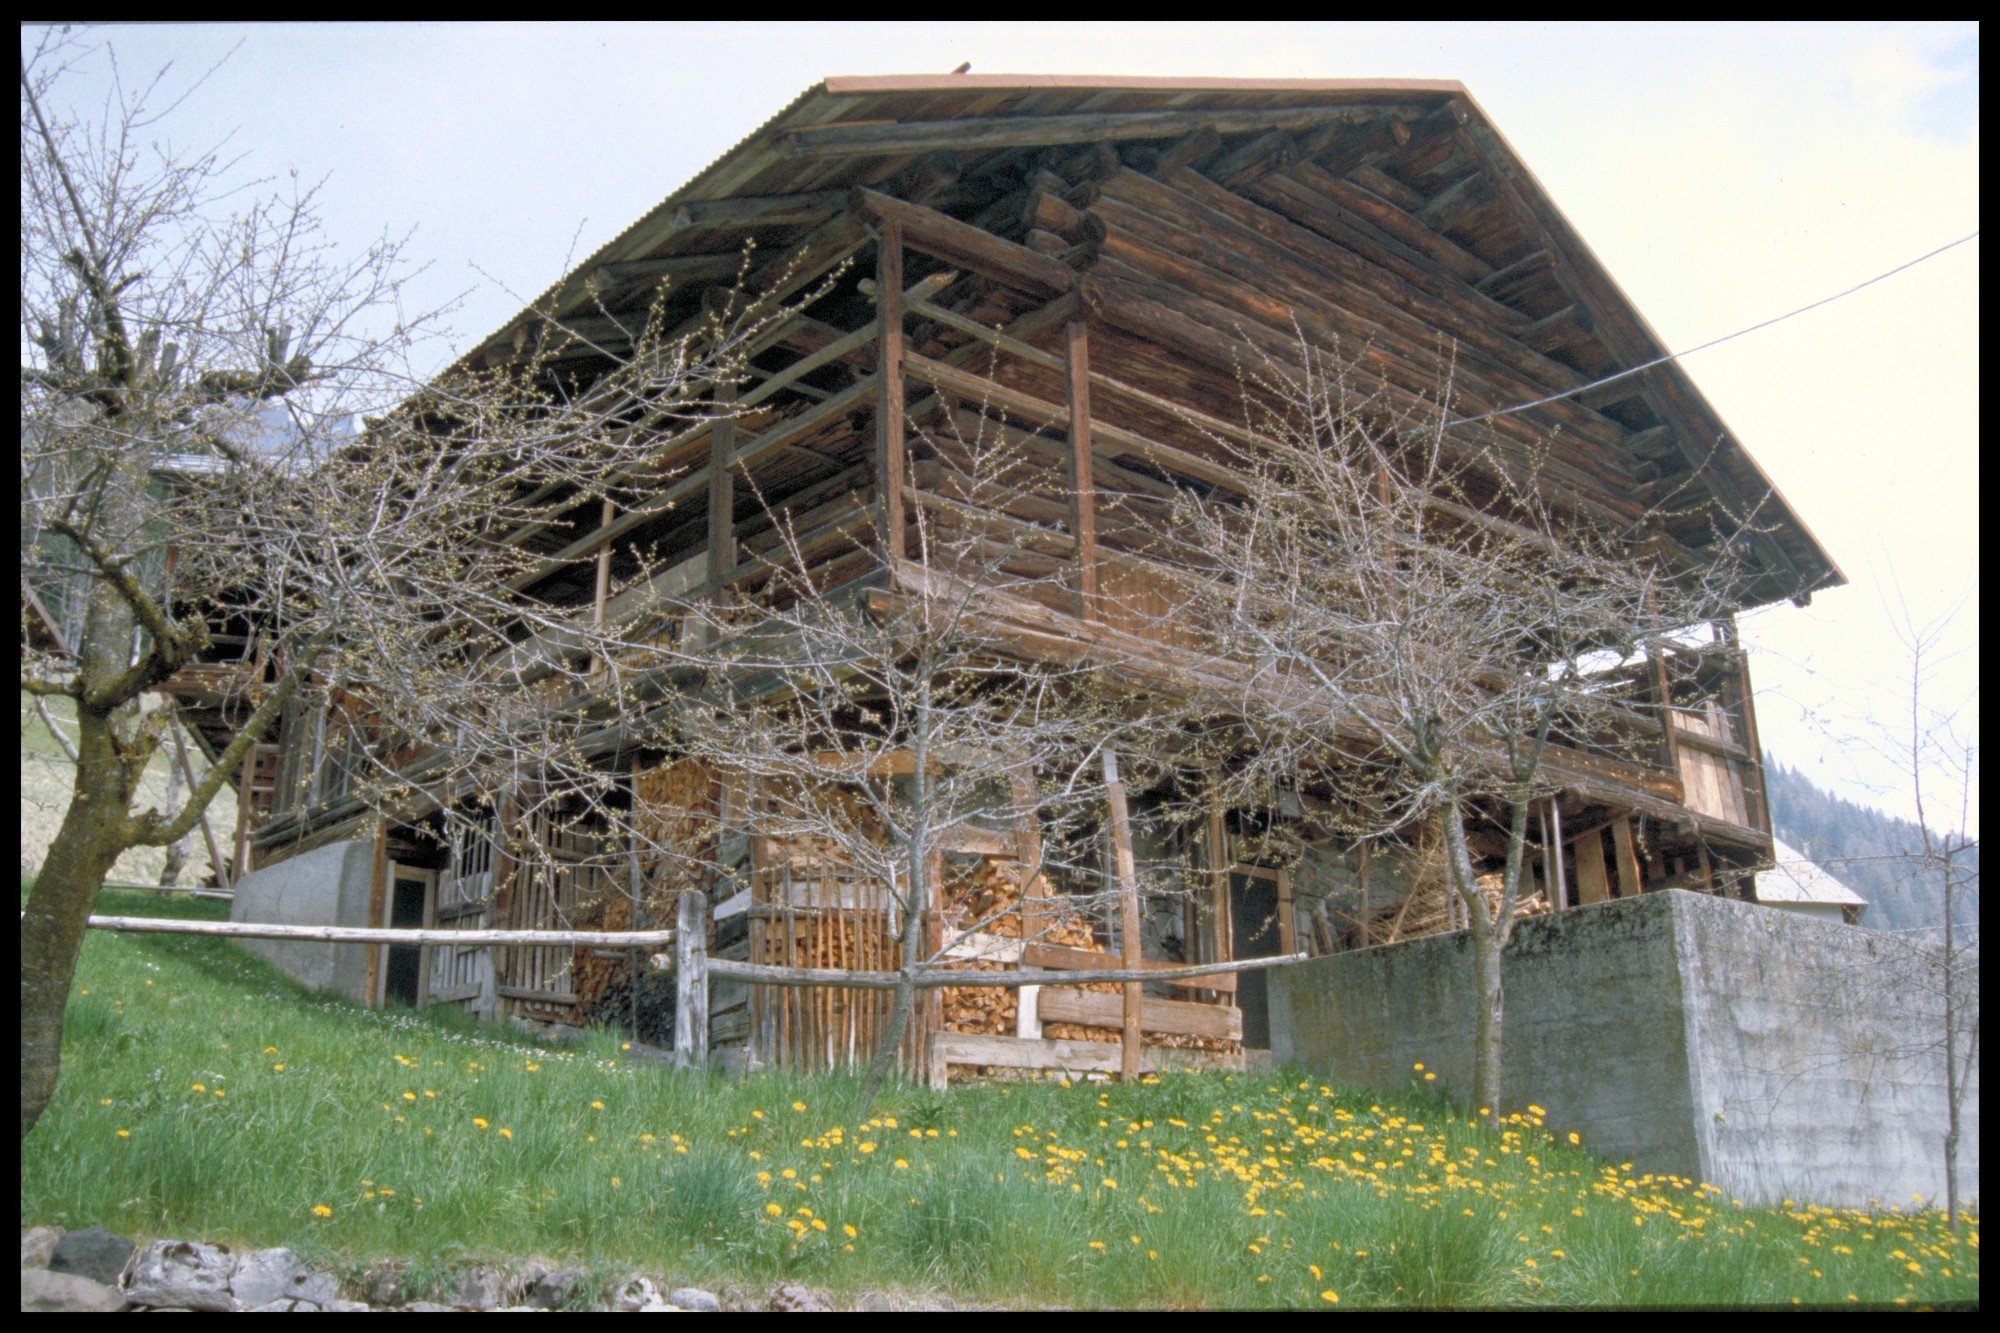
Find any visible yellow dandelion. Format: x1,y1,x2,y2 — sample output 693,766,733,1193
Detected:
311,1204,332,1218
115,1128,130,1138
859,1141,877,1154
1088,1240,1106,1251
273,1063,285,1072
474,1117,489,1129
498,1127,512,1139
192,1083,205,1092
402,1091,416,1101
591,1100,604,1110
1320,1291,1340,1304
793,1100,807,1111
100,1098,113,1105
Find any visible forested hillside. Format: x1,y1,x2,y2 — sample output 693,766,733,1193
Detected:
1764,756,1979,938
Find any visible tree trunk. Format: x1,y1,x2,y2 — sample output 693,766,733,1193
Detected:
1441,803,1505,1124
21,709,141,1139
861,860,927,1108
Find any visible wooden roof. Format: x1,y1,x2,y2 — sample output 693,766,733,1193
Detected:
461,74,1842,609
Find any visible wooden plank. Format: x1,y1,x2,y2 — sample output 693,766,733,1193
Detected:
876,225,906,560
789,104,1404,157
1036,988,1244,1043
1064,320,1098,618
73,916,676,947
1103,748,1143,1079
932,1031,1244,1076
852,189,1077,299
1611,816,1644,898
1573,827,1610,905
676,888,709,1067
664,190,850,234
1023,942,1237,994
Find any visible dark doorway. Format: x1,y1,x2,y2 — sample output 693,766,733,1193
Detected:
384,872,429,1007
1230,869,1282,1048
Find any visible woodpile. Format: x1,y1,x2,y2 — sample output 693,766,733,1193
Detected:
937,852,1113,1038
1347,869,1550,947
935,853,1238,1057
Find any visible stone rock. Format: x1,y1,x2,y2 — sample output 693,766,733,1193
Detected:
612,1276,671,1311
855,1292,897,1312
323,1298,372,1311
767,1282,831,1312
231,1247,338,1308
449,1263,516,1311
363,1260,409,1307
47,1224,135,1286
531,1266,588,1310
668,1286,720,1312
21,1268,129,1313
402,1300,460,1311
20,1225,63,1269
123,1239,237,1312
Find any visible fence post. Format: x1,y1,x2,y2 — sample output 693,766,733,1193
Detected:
675,889,710,1068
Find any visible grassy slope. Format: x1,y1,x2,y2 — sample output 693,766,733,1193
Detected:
20,886,1978,1309
20,693,237,887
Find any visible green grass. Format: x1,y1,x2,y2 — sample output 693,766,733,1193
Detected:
20,886,1980,1308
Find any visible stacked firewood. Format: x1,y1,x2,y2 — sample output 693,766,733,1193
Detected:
1350,870,1551,947
937,854,1115,1037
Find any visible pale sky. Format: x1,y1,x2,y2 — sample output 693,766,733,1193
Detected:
29,22,1980,831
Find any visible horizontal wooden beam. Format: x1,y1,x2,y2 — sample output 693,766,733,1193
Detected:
932,1031,1242,1075
1036,986,1243,1042
664,190,850,234
851,189,1078,298
788,103,1411,158
1023,942,1237,993
71,915,677,949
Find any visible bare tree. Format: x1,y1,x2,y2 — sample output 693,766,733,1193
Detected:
18,33,792,1138
1170,344,1743,1122
1878,590,1979,1239
655,395,1129,1103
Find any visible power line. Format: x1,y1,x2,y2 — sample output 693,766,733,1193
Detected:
1447,230,1980,429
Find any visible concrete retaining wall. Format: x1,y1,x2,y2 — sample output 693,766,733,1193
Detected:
1269,889,1978,1207
228,839,378,1005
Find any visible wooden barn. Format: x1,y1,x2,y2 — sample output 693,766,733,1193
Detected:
207,75,1842,1082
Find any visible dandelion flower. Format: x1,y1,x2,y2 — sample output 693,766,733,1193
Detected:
115,1129,130,1139
590,1100,604,1110
843,1224,857,1238
311,1204,332,1218
498,1127,513,1139
474,1117,489,1129
1320,1291,1340,1304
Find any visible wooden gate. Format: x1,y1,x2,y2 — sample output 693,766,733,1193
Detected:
427,815,498,1014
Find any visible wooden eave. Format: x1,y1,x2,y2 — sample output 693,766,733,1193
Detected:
450,74,1841,611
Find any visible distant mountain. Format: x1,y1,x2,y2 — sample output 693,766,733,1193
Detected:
1763,756,1979,939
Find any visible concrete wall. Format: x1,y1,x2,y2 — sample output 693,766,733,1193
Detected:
1269,890,1978,1207
229,838,378,1005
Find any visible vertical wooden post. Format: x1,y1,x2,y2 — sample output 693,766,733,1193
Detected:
675,888,710,1068
1722,617,1772,833
171,721,231,893
706,382,738,629
1009,768,1045,1040
1611,816,1644,898
234,742,257,881
1573,827,1610,905
1547,798,1566,909
875,225,906,563
1103,749,1142,1080
1064,320,1098,620
1355,842,1371,946
1207,793,1231,964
